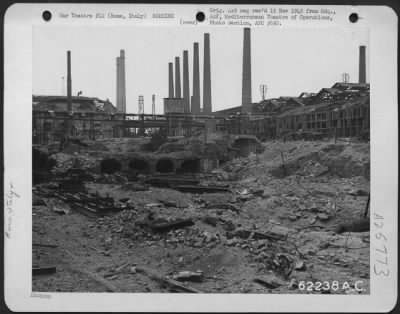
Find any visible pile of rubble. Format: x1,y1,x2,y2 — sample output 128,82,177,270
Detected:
94,204,300,277
97,210,221,248
50,153,98,173
33,138,370,294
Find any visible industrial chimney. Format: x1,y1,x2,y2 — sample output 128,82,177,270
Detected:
183,50,190,113
175,56,181,98
116,56,120,111
168,62,174,98
67,51,72,113
120,50,126,113
242,28,252,113
192,42,201,115
359,45,366,84
116,50,127,113
203,33,212,114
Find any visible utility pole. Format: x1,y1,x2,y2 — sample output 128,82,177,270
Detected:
151,94,156,134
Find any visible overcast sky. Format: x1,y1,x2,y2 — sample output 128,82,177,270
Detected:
33,26,369,114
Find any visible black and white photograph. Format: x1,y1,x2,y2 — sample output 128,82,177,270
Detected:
3,3,398,312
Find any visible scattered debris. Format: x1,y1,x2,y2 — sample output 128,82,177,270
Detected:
145,176,200,188
89,246,111,256
47,198,71,215
273,253,294,278
146,218,195,233
253,274,283,289
115,262,130,273
32,266,57,276
129,266,137,274
294,260,306,271
347,189,369,197
135,267,203,293
174,185,231,194
32,138,370,294
205,203,240,213
33,198,47,206
33,243,58,248
251,189,264,197
227,229,287,242
173,271,204,282
334,218,370,234
71,268,119,292
35,186,135,217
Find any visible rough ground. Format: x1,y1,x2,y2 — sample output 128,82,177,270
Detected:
33,139,370,294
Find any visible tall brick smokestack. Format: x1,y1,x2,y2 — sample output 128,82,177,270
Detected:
359,45,366,84
192,42,200,115
242,28,252,113
119,49,126,113
168,62,174,98
175,57,181,98
67,51,72,113
116,56,120,111
183,50,190,113
203,33,212,114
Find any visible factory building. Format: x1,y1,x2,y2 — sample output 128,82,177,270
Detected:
214,82,370,140
213,27,370,141
33,28,369,144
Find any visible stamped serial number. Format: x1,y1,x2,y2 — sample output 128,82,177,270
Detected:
296,280,365,292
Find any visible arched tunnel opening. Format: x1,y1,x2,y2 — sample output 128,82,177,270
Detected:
100,158,122,174
178,159,201,173
129,158,150,173
233,138,259,157
156,159,174,173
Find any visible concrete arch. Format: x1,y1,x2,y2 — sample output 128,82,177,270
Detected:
179,159,200,173
129,158,151,172
155,159,175,173
100,158,122,174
